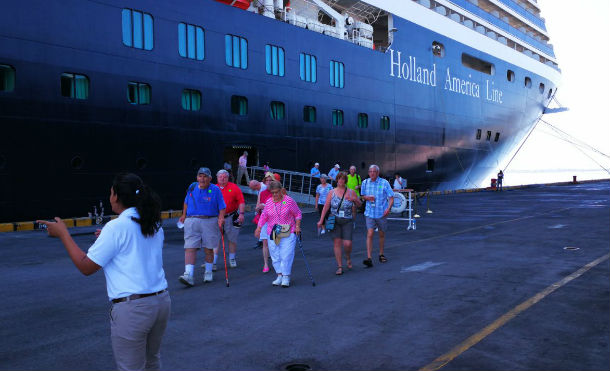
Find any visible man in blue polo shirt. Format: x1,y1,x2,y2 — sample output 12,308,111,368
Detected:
360,164,394,267
178,167,226,286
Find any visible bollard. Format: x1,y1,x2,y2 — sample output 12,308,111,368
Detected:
425,189,433,214
573,175,577,183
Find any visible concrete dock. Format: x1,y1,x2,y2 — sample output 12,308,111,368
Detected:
0,181,608,370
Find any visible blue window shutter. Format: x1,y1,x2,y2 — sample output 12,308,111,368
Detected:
187,24,195,59
196,27,205,60
132,11,143,49
225,35,232,66
240,38,248,69
143,13,153,50
178,23,186,57
265,45,271,74
122,9,132,47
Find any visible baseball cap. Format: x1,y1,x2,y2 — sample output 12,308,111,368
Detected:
197,167,211,177
334,164,340,168
273,173,281,182
315,162,319,166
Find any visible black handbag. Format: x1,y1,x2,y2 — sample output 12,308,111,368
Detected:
325,189,346,231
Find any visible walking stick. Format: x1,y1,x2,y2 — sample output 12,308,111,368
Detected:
220,227,229,287
297,235,316,287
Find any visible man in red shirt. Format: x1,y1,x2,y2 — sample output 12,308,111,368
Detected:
213,169,246,269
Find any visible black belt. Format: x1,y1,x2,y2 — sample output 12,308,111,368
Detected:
187,215,214,219
112,289,167,304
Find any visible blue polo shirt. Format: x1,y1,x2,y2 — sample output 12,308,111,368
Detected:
310,167,320,178
184,183,226,217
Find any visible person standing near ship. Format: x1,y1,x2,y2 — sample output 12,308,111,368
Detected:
393,173,407,190
178,167,226,286
360,165,394,267
212,169,245,270
497,170,504,191
37,173,170,371
346,165,362,197
328,164,340,186
236,151,250,186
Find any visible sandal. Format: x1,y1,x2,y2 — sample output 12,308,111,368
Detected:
346,259,352,269
335,267,343,275
363,258,373,268
379,254,388,263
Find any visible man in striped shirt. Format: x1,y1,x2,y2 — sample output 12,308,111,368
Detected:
360,164,394,267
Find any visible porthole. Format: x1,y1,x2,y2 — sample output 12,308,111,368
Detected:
70,155,83,170
539,83,545,94
136,157,147,170
547,88,553,98
507,70,515,82
486,130,492,141
524,77,532,88
476,129,482,140
494,132,500,142
432,41,445,57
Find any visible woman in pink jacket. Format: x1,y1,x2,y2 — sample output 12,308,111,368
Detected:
254,180,302,287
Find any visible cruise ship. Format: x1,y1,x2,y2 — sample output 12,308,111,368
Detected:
0,0,560,222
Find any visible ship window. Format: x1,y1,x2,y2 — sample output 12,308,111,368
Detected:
300,53,317,83
380,116,390,131
178,23,205,60
476,129,482,140
127,82,150,105
524,77,532,88
462,53,494,75
329,60,344,88
358,113,368,128
225,34,248,69
0,64,15,92
122,9,153,50
507,70,515,82
181,89,201,111
432,41,444,57
61,73,89,99
427,159,435,172
265,45,285,77
539,83,545,94
332,109,344,126
547,88,553,98
494,132,500,142
231,95,248,115
270,101,285,120
486,130,492,141
303,106,316,122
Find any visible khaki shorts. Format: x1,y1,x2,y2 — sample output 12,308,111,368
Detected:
184,217,220,250
223,215,240,244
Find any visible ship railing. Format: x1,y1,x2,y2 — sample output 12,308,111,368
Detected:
246,166,317,205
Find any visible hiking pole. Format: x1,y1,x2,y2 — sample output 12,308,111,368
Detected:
297,235,316,286
220,227,230,287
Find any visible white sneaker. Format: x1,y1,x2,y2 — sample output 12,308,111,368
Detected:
272,275,282,286
281,275,290,287
179,273,194,287
203,271,213,283
212,264,218,272
229,258,237,268
320,229,326,235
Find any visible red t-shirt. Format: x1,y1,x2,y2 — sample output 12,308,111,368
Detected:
217,182,245,214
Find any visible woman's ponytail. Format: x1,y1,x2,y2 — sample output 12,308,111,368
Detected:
112,173,162,237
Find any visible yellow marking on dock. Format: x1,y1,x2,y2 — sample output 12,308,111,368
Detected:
161,211,170,219
74,217,91,227
63,219,75,228
16,222,34,231
0,223,14,232
419,253,610,371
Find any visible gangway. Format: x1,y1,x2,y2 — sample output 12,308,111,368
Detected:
237,166,318,205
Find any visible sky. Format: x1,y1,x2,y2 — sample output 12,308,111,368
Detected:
503,0,610,185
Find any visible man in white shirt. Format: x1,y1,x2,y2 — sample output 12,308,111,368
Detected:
236,151,250,185
393,172,407,190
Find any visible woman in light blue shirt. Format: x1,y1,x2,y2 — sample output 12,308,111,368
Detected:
315,174,333,234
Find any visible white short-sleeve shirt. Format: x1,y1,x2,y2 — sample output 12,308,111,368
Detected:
87,207,167,300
